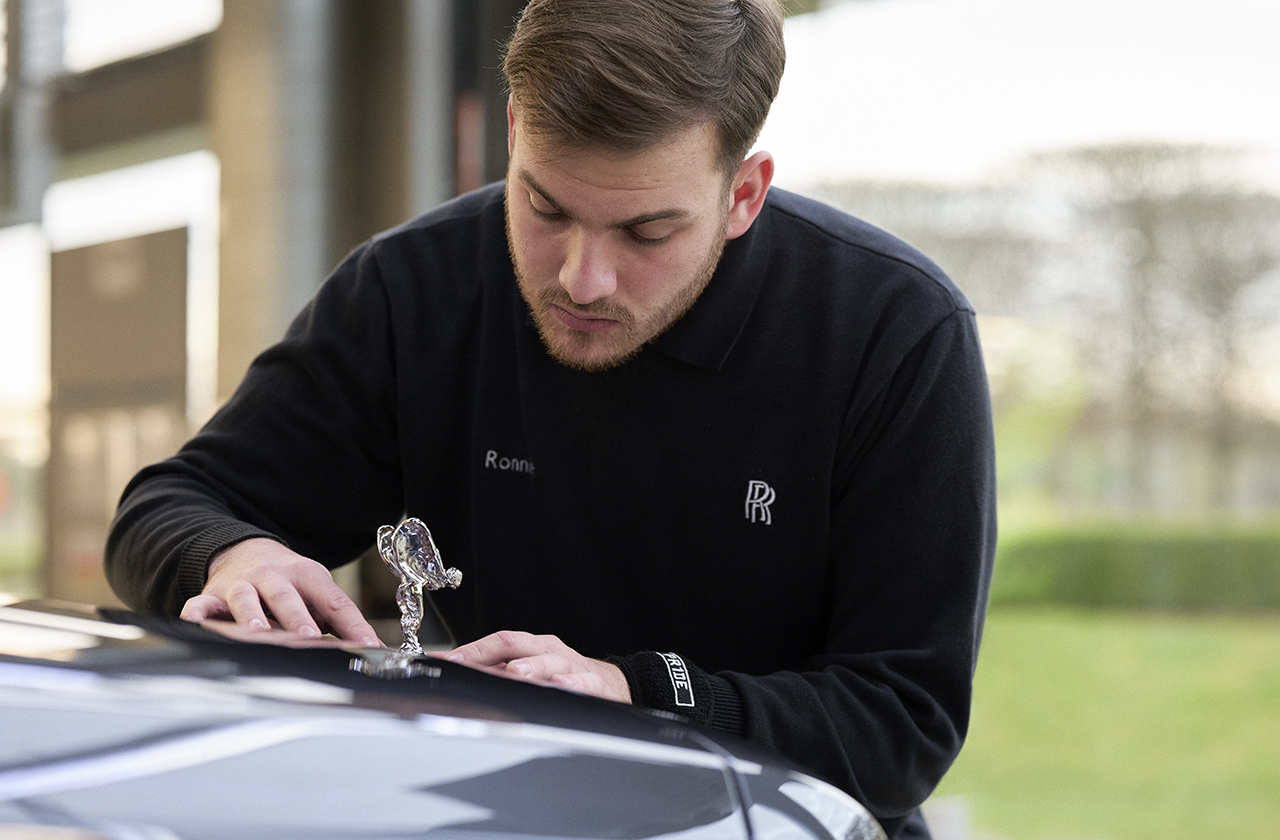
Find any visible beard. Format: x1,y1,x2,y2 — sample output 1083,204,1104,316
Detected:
506,205,727,372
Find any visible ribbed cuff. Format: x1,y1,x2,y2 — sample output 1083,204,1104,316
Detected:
176,521,288,603
608,651,746,736
705,675,747,736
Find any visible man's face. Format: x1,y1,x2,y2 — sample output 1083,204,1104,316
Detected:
505,118,733,371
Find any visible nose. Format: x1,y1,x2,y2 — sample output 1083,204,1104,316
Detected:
559,229,617,305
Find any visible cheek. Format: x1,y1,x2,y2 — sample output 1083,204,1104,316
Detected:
510,218,563,279
628,238,715,299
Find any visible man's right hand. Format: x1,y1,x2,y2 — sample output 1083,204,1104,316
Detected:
179,538,383,647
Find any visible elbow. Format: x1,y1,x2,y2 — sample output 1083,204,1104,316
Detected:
853,699,967,819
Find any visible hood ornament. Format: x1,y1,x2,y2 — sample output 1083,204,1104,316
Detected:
376,517,461,655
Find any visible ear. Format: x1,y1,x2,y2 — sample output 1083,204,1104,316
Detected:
507,97,517,154
725,151,774,240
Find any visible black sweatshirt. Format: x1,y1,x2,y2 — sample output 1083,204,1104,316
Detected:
107,184,996,838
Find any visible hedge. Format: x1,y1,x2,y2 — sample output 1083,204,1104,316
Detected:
990,523,1280,613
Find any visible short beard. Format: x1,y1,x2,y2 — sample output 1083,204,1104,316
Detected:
506,205,727,372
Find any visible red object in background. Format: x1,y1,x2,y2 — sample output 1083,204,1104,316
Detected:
0,466,11,520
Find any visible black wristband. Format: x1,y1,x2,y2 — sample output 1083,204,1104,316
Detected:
608,651,745,736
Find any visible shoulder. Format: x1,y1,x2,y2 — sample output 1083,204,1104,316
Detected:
370,183,506,257
296,184,513,354
331,183,511,309
760,188,970,317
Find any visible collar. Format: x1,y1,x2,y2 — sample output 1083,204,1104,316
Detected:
650,195,774,371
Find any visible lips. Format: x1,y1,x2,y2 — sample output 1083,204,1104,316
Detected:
551,304,619,334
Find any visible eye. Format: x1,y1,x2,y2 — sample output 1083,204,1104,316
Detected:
528,191,563,221
626,227,671,246
626,220,677,246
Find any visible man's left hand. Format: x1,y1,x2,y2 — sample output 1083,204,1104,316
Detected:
439,631,632,703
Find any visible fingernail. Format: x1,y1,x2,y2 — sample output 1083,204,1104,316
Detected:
298,625,319,638
249,619,269,630
510,661,531,676
444,651,462,662
361,636,382,648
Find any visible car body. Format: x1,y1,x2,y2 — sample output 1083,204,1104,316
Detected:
0,597,885,840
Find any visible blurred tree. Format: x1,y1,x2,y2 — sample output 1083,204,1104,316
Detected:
1023,143,1274,510
1157,189,1280,506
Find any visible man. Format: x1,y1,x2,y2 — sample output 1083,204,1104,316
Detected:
107,1,996,837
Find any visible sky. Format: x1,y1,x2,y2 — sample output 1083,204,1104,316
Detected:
758,0,1280,189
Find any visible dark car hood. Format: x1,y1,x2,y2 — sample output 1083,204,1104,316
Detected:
0,598,884,840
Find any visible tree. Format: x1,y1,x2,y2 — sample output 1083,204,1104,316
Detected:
1023,143,1269,509
1156,189,1280,506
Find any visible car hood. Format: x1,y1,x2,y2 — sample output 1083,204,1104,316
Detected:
0,598,885,840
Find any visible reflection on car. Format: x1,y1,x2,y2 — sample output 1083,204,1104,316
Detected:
0,597,885,840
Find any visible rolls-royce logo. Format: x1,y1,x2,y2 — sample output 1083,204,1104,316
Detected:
745,480,775,525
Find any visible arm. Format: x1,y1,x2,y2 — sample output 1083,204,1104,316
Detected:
105,243,405,637
711,309,995,817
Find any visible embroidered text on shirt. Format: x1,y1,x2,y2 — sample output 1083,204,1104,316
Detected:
484,449,534,475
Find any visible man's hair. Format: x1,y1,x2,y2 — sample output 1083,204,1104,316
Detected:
502,0,786,176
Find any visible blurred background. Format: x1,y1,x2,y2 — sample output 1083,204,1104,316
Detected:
0,1,1277,838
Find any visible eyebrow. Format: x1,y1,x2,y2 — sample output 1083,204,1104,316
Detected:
518,168,692,230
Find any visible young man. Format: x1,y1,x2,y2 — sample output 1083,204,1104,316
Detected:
107,2,996,837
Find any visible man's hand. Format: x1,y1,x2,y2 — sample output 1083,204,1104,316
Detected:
440,631,632,703
179,538,383,647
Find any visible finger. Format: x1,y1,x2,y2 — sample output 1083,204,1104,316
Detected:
552,662,632,703
549,672,593,694
250,578,321,638
179,593,231,623
424,647,515,678
446,630,544,667
219,580,276,631
505,652,573,683
284,565,382,645
310,587,383,647
474,662,523,678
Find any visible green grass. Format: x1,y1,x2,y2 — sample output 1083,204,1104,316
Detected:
935,607,1280,840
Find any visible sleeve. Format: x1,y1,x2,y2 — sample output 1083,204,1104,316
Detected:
620,308,996,829
105,243,406,616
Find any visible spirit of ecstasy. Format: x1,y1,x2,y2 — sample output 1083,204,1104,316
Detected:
376,517,462,655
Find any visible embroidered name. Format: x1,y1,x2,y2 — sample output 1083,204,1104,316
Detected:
658,652,696,708
745,480,775,525
484,449,534,475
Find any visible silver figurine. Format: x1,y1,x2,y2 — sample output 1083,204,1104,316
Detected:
376,517,462,655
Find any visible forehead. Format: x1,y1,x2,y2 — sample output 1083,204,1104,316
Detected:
515,120,725,207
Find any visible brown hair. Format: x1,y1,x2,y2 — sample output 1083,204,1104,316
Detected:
502,0,786,175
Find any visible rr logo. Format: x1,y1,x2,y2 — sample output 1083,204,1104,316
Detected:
745,480,775,525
